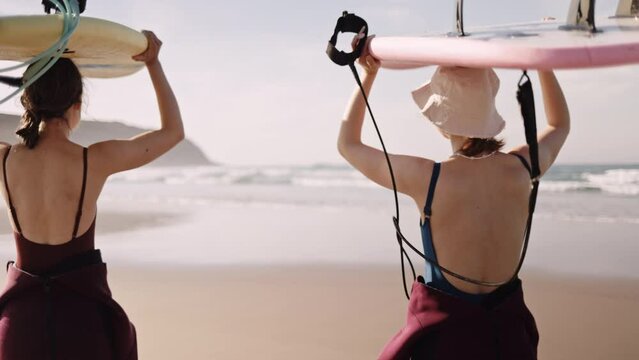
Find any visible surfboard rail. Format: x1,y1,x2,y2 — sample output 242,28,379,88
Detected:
369,17,639,70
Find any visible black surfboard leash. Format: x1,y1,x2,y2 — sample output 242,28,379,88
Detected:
327,12,542,300
327,11,418,298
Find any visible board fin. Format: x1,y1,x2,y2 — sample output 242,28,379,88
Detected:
566,0,597,31
616,0,639,16
42,0,87,14
456,0,465,36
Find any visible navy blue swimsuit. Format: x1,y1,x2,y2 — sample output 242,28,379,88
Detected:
420,162,488,304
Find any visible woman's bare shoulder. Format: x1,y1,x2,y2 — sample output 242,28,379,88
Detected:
0,142,10,157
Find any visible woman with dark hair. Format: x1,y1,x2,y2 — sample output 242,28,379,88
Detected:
338,45,570,359
0,31,182,359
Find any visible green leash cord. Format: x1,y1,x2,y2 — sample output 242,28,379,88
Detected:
0,0,81,104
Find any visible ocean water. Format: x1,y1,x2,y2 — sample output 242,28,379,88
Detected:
109,163,639,196
105,163,639,225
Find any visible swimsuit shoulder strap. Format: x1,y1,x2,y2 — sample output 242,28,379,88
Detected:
422,162,441,219
71,147,88,239
2,146,22,234
510,152,532,177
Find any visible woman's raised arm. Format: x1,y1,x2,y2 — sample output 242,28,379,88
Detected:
337,38,432,200
91,30,185,176
511,70,570,175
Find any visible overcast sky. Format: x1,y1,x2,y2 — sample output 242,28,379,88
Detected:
1,0,637,165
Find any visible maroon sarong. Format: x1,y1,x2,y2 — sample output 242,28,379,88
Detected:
0,250,137,359
378,278,538,360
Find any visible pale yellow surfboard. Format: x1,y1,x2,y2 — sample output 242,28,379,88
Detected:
0,15,147,78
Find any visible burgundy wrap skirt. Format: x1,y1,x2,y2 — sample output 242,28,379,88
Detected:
0,250,137,359
378,278,538,360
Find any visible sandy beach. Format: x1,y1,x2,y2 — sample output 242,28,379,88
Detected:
0,259,636,359
60,265,638,360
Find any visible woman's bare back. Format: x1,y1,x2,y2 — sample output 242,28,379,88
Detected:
422,152,532,294
1,142,105,245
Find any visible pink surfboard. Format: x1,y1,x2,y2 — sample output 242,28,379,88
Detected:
369,17,639,70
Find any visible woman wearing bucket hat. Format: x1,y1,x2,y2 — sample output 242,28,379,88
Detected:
0,31,181,359
338,39,570,359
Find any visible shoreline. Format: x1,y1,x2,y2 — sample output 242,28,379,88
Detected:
0,209,186,236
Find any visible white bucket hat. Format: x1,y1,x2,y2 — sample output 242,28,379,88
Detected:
411,66,505,139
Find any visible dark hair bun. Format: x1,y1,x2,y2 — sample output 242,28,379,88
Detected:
17,58,83,149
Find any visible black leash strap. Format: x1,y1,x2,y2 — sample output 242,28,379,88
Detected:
512,71,541,278
327,12,541,299
327,12,417,298
326,11,368,66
